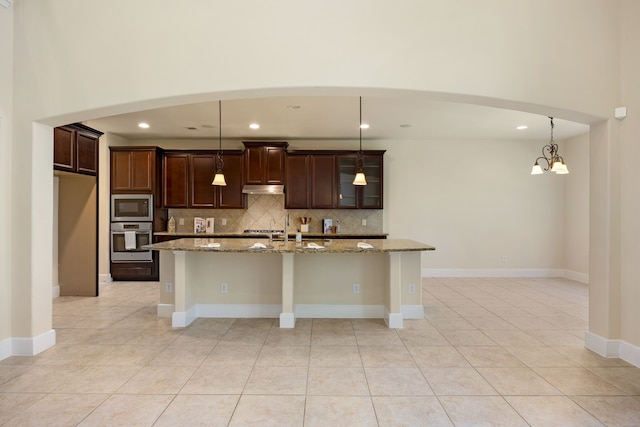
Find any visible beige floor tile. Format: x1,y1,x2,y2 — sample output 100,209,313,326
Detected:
154,394,239,427
149,345,213,366
309,345,363,368
440,328,497,346
201,344,261,367
428,317,476,330
506,345,580,367
304,396,377,427
354,330,403,346
0,393,45,425
397,328,449,346
372,396,453,426
0,365,32,385
255,345,310,367
457,346,525,367
94,344,165,366
264,328,311,345
0,366,78,393
588,366,640,394
465,316,519,330
506,396,604,426
483,329,545,346
311,318,354,333
439,396,528,426
526,329,586,346
365,367,434,396
553,345,634,367
351,318,389,330
311,332,357,346
2,393,108,427
571,395,640,426
534,367,627,395
229,395,305,427
408,345,471,368
243,366,307,395
477,367,561,395
422,367,497,395
55,365,140,393
118,365,196,394
170,328,221,346
359,345,416,368
180,366,252,394
307,367,369,396
76,394,173,427
218,329,269,345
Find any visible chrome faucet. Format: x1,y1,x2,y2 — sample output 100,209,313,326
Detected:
284,213,290,243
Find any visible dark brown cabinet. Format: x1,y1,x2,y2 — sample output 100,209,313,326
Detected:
110,147,160,194
337,152,384,209
311,154,336,208
284,154,310,208
54,124,102,175
163,151,245,209
243,141,288,185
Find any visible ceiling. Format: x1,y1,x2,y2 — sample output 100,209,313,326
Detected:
87,96,590,143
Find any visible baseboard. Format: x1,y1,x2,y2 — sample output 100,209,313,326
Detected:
99,274,112,283
563,269,589,284
295,304,383,319
172,305,197,328
52,285,60,299
0,338,10,361
585,331,640,368
423,268,565,278
198,304,282,318
10,329,56,357
157,303,174,318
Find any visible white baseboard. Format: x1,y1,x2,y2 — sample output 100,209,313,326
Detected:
563,269,589,284
99,274,112,283
172,305,197,328
585,331,640,368
157,304,175,318
0,338,10,361
423,268,566,278
52,285,60,299
198,304,282,318
10,329,56,357
280,313,295,328
295,304,383,319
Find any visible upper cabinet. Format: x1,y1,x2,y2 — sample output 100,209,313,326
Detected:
110,147,161,194
163,151,245,209
243,141,288,185
337,152,384,209
54,124,103,175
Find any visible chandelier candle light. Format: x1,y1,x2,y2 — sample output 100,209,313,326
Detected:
531,116,569,175
211,100,227,186
353,96,367,186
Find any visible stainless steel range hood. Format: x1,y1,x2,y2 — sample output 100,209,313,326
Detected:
242,184,285,195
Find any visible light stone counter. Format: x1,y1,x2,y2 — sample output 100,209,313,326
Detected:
147,238,434,329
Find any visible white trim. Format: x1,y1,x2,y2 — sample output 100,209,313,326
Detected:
52,285,60,299
0,0,13,8
198,304,282,318
11,329,56,356
279,313,295,328
295,304,383,319
423,268,565,278
585,331,640,368
385,311,404,328
0,338,10,361
172,305,197,327
563,269,589,284
402,304,424,319
157,303,174,318
99,274,113,283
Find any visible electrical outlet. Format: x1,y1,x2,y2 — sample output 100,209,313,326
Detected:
361,219,367,226
165,282,173,292
500,255,508,263
353,283,360,294
179,218,185,226
408,283,416,294
222,218,227,226
220,283,228,293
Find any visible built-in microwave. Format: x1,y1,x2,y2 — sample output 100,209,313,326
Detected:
111,194,153,222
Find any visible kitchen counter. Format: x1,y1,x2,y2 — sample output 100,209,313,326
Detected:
148,238,434,329
153,231,388,239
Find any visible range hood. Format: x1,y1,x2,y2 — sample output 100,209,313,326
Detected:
242,184,285,195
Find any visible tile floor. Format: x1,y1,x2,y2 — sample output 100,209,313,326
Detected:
1,277,639,426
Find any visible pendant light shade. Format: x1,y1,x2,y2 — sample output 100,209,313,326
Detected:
353,97,367,186
212,100,227,186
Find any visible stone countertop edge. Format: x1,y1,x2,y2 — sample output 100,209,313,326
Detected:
154,232,389,238
145,238,434,253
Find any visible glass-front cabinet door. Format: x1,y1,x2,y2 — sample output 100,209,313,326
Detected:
336,152,383,209
337,155,357,208
360,155,382,208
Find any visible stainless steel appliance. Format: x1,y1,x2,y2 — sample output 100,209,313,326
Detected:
110,222,153,262
111,194,153,222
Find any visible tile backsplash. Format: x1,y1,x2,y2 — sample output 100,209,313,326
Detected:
168,194,382,234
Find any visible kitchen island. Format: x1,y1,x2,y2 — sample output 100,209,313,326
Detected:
147,238,434,328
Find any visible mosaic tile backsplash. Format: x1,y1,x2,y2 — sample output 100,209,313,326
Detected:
168,194,382,234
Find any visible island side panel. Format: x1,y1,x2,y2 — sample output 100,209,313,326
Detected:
400,251,424,319
386,252,403,328
280,253,295,328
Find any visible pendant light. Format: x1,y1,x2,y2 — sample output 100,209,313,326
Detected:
530,116,569,175
353,96,367,186
211,100,227,186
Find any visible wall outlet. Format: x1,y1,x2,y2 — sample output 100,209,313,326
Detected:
353,283,360,294
165,282,173,293
408,283,416,294
222,218,227,226
179,218,185,226
361,219,367,226
500,255,508,263
220,283,228,293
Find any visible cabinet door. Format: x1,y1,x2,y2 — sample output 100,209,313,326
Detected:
130,151,155,192
265,146,285,184
311,155,335,208
244,145,264,184
163,153,189,207
76,132,98,175
190,154,216,208
53,126,75,171
111,151,133,192
360,154,383,209
336,155,357,208
217,153,245,208
285,155,310,209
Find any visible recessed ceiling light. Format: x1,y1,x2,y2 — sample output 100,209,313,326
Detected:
249,123,260,130
185,126,198,131
399,124,412,128
138,122,150,129
360,123,370,129
516,125,528,130
287,105,301,110
201,124,215,129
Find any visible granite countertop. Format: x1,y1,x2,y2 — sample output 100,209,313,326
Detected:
145,238,434,253
154,231,389,238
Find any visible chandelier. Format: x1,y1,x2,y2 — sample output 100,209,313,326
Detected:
353,96,367,186
530,116,569,175
211,100,227,186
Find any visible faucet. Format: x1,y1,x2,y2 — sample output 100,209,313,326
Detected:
284,213,289,243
